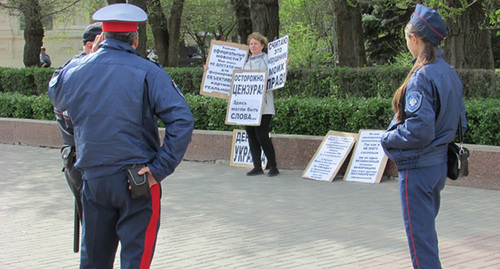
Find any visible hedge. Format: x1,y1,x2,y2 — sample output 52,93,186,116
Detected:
1,66,498,99
1,92,499,146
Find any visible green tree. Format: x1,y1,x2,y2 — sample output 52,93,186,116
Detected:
250,0,280,41
1,0,84,67
280,0,336,67
182,0,237,61
332,0,366,67
361,2,412,65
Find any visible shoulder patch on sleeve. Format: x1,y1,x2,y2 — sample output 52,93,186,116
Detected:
406,92,422,113
172,80,184,98
49,73,60,88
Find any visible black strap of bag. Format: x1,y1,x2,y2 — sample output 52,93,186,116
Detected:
447,116,470,180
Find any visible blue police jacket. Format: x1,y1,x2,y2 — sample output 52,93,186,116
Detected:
381,50,467,170
48,38,194,181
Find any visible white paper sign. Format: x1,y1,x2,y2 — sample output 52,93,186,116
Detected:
344,130,388,184
225,70,267,126
230,129,267,168
267,35,289,91
302,131,357,182
200,40,249,99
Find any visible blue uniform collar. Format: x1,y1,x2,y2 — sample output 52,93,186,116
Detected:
98,38,138,55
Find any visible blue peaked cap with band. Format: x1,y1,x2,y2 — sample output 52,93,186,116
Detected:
410,4,447,46
93,3,147,32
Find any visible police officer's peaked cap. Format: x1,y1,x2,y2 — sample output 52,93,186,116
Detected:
410,4,447,46
92,3,147,33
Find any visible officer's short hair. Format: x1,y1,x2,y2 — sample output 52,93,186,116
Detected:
104,31,137,46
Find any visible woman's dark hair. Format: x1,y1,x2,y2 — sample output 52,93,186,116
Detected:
392,22,438,122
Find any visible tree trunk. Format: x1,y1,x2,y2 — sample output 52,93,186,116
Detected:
443,0,494,69
167,0,184,67
147,0,169,66
332,0,366,67
20,0,44,67
231,0,253,43
129,0,148,58
249,0,279,42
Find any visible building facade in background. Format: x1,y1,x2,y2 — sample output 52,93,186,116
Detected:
0,7,91,68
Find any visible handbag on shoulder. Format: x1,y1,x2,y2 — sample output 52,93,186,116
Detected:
447,117,470,180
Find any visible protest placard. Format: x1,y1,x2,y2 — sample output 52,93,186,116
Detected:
225,70,267,126
200,40,249,99
344,130,388,184
302,131,358,182
267,35,289,91
230,129,267,168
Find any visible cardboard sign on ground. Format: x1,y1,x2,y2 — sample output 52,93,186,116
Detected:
302,131,358,182
344,130,388,184
230,129,267,168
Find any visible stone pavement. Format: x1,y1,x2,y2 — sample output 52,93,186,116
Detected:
0,143,499,269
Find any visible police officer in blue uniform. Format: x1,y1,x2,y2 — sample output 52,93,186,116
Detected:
381,4,467,269
48,3,194,268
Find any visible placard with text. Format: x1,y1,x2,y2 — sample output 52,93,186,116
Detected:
225,70,267,126
302,131,358,182
230,129,267,168
267,35,289,91
200,40,249,99
344,130,388,184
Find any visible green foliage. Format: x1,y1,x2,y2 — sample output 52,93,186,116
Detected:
32,94,54,120
0,92,35,119
2,91,500,145
3,66,499,99
0,92,15,117
361,2,412,65
281,0,336,68
33,67,55,95
181,0,236,61
283,23,334,68
0,66,54,95
273,97,393,136
464,98,500,146
165,67,204,95
0,67,36,95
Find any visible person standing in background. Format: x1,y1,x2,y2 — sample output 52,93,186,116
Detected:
40,47,51,67
381,4,467,269
243,32,280,177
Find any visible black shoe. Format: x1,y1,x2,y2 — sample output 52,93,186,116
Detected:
267,167,280,177
247,167,264,176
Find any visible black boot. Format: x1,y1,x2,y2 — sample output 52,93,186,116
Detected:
247,167,264,176
267,166,279,177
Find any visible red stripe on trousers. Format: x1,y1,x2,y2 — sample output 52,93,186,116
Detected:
405,169,420,269
140,184,160,269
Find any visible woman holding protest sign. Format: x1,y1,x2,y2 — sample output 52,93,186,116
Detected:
243,32,279,177
380,4,467,268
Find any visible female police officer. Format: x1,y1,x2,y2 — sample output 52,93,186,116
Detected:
381,4,467,269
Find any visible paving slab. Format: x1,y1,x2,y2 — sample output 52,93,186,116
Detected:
0,144,498,268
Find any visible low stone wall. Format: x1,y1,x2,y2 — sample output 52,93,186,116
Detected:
1,118,498,190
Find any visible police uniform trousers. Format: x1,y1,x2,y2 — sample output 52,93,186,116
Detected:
80,171,161,269
245,114,277,168
399,163,447,269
